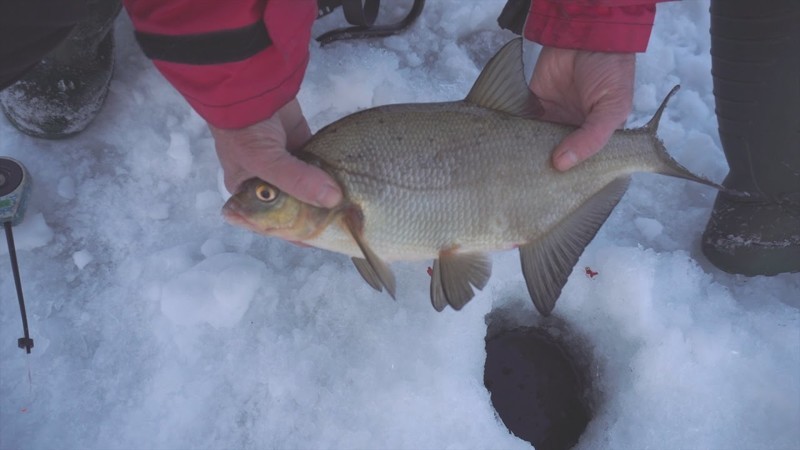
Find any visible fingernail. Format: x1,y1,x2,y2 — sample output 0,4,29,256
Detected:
556,150,578,171
316,183,342,208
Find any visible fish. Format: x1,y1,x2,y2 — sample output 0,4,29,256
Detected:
223,38,719,316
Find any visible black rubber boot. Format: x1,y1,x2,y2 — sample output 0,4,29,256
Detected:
702,0,800,276
0,0,121,139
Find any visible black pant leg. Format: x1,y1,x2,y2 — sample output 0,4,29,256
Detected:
0,0,89,90
709,0,800,199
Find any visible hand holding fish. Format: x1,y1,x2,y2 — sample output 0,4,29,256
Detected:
529,47,635,171
209,99,343,208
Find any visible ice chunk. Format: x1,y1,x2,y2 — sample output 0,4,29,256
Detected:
57,177,76,200
166,132,192,179
200,239,225,257
194,190,221,212
160,253,267,328
72,250,93,270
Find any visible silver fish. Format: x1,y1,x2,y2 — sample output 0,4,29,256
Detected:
223,38,718,316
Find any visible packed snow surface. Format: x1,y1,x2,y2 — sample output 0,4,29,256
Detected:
1,1,798,449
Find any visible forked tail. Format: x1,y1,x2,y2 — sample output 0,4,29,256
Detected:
647,85,724,190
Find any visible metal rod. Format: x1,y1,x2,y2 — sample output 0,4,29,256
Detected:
4,221,33,353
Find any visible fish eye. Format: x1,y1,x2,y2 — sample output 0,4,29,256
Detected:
255,184,279,203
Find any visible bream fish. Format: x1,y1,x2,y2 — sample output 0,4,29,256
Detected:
223,38,719,316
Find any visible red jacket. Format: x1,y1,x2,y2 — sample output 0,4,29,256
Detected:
524,0,660,52
123,0,660,129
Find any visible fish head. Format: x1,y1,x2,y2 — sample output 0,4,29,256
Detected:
222,178,334,243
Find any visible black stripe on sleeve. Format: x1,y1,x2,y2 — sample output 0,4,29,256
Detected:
134,22,272,65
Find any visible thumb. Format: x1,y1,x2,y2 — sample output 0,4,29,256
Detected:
551,120,617,171
551,89,633,172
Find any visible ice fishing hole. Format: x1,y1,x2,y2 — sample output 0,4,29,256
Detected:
484,311,594,450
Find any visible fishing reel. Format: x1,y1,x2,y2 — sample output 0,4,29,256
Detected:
1,157,31,225
1,157,34,353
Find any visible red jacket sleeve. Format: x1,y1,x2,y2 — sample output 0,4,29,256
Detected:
524,0,665,53
123,0,316,129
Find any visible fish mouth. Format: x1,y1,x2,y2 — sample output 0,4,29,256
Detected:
221,207,251,228
221,198,296,239
221,200,268,233
221,199,244,222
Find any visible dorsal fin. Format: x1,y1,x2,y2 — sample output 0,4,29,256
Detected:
465,38,544,118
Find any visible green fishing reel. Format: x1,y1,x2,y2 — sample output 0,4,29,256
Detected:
1,157,34,353
0,157,31,225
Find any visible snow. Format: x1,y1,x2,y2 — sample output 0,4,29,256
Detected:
0,213,52,255
72,250,93,270
1,1,799,449
159,252,266,328
634,217,664,241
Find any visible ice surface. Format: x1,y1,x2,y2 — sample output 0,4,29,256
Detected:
166,132,193,180
1,1,798,449
634,217,664,241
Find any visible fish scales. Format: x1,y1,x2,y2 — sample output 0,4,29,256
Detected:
302,101,662,260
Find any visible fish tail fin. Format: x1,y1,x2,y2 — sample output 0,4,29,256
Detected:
646,85,723,190
645,84,680,134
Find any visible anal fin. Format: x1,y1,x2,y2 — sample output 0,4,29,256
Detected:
430,252,492,311
520,176,631,316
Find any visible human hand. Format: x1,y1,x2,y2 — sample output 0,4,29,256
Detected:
209,99,343,208
529,47,635,171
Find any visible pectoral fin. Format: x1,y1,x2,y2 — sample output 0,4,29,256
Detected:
520,177,631,316
430,252,492,311
352,257,384,293
343,213,396,299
